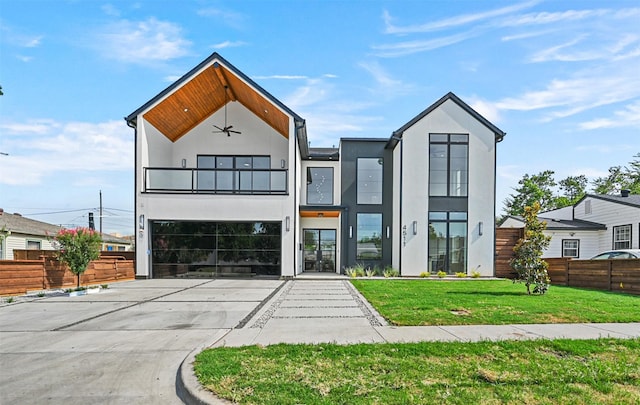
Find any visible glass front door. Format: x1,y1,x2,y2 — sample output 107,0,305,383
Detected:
303,229,336,272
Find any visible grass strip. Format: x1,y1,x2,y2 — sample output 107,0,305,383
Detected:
195,338,640,404
350,279,640,326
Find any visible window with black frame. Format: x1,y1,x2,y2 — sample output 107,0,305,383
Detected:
429,134,468,197
428,212,467,274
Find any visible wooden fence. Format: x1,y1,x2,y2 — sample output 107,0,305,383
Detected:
546,258,640,295
0,257,135,296
495,228,523,279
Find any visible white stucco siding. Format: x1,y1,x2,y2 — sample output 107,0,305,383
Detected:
398,99,497,276
391,144,402,270
575,198,640,250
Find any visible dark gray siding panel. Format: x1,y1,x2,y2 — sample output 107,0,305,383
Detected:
340,140,394,271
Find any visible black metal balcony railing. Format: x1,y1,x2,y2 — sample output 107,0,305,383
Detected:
143,168,288,194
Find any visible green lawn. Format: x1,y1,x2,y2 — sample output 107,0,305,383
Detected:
195,338,640,404
351,279,640,326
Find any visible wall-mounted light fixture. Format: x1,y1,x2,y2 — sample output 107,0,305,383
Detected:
349,226,353,239
386,226,390,239
285,216,290,232
281,159,286,169
139,214,145,230
478,221,483,236
412,221,418,235
181,158,187,168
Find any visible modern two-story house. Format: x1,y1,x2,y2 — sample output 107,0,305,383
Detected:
125,53,505,279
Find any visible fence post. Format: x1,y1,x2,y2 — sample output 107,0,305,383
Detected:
565,259,570,286
608,261,613,291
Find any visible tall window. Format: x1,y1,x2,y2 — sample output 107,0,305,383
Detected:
428,212,467,274
613,224,631,249
357,158,383,204
356,213,382,260
429,134,468,197
307,167,333,204
562,239,579,258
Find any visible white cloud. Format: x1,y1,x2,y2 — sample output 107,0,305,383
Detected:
96,18,191,63
372,29,483,57
0,119,133,185
383,1,538,34
101,4,121,17
579,101,640,130
211,40,248,49
197,7,247,29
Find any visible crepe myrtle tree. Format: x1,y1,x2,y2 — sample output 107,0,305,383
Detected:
54,227,102,288
510,202,551,295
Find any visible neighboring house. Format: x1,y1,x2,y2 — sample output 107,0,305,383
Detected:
0,209,61,260
499,191,640,259
125,53,505,279
0,208,133,259
101,234,134,252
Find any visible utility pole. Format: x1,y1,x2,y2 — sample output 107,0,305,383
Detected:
99,190,103,235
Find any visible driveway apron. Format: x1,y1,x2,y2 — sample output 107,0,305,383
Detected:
0,279,282,404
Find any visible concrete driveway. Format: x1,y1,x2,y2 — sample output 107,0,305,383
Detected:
0,278,283,404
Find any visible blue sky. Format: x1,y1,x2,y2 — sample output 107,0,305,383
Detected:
1,0,639,235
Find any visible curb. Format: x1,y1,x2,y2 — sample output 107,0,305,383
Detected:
176,346,233,405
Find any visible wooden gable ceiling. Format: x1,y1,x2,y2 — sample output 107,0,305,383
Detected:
142,63,290,142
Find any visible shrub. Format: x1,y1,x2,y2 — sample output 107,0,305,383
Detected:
419,271,430,278
455,272,467,278
365,267,378,277
437,271,447,278
471,270,481,278
383,266,399,278
510,202,551,295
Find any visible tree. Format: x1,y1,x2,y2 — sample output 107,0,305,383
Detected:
556,175,587,206
592,153,640,195
510,202,551,295
504,170,557,216
54,228,102,288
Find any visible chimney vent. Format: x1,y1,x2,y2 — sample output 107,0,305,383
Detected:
621,189,630,197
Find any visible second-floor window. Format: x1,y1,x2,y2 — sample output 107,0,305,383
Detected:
197,155,271,191
429,134,468,197
357,158,383,204
307,167,333,204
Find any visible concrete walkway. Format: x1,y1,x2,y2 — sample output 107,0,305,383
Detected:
1,278,638,404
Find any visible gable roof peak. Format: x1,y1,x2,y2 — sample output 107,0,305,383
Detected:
386,91,506,149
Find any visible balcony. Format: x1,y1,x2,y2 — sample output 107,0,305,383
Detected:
143,167,288,194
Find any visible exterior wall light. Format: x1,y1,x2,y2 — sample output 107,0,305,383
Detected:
139,214,145,230
478,221,483,236
412,221,418,235
285,216,290,232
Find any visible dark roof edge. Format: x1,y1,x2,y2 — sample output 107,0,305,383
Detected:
123,52,309,158
574,193,640,209
386,91,506,149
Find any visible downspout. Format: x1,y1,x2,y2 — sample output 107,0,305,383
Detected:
125,118,141,277
390,134,403,274
493,132,505,277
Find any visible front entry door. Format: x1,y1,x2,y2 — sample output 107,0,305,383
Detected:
303,229,336,272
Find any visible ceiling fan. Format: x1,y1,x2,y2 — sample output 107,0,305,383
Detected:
213,86,241,136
